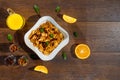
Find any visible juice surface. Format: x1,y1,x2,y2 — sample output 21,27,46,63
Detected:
6,14,24,30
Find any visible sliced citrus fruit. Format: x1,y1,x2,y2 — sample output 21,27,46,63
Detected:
63,14,77,23
75,44,90,59
34,65,48,74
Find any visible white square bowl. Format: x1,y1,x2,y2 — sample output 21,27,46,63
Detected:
24,16,69,61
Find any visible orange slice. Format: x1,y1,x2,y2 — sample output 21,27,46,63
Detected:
34,65,48,74
75,44,90,59
63,14,77,23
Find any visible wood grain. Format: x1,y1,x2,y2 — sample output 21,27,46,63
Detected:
0,0,120,80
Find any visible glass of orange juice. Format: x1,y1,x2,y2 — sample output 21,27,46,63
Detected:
6,8,25,30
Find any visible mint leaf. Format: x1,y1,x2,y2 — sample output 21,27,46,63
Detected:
40,28,44,33
45,41,49,46
55,6,61,13
62,51,67,60
73,32,78,37
7,34,13,41
49,34,54,38
33,4,40,14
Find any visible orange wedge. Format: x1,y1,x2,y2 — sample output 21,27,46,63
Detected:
75,44,90,59
63,14,77,23
34,65,48,74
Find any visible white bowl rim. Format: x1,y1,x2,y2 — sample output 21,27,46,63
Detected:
24,16,69,61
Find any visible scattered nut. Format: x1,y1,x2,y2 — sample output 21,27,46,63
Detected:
9,44,18,52
18,56,29,66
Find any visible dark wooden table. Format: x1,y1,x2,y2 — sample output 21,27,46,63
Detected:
0,0,120,80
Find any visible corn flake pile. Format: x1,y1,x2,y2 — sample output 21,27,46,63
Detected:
29,21,64,55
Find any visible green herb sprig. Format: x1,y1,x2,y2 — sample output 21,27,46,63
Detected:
40,28,44,33
73,32,78,37
62,51,67,60
7,34,13,42
33,4,41,17
49,34,54,38
33,4,40,14
45,41,49,46
55,6,61,13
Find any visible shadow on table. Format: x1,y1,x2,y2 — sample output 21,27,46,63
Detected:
14,15,40,60
0,56,6,65
28,66,36,71
0,43,11,52
0,8,8,28
69,23,88,58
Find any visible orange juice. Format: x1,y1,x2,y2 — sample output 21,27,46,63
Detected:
6,8,25,30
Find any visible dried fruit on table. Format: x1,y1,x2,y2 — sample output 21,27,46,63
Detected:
4,55,16,65
9,44,18,52
18,56,29,66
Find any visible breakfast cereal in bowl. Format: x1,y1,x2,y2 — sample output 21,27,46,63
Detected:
24,16,69,61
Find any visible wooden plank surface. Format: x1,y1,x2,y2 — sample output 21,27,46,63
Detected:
0,0,120,80
1,0,120,22
1,22,120,52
